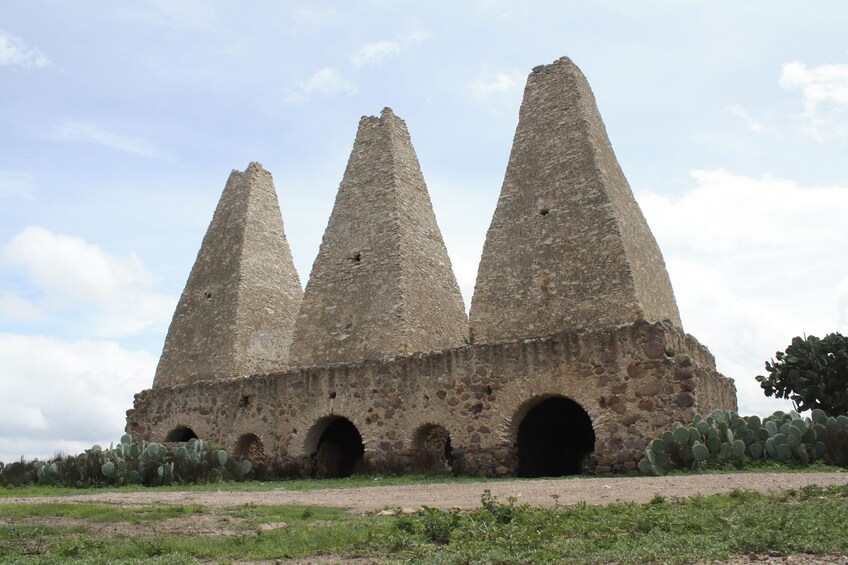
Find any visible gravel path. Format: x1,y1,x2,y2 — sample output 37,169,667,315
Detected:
2,471,846,513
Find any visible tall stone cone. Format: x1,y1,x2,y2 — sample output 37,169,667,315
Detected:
153,162,303,388
469,57,682,342
289,108,468,367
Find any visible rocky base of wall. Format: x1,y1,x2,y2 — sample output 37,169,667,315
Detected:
127,320,737,478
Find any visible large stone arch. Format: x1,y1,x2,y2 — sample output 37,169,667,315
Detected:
511,394,595,477
233,432,267,473
149,416,210,443
304,415,365,478
164,425,198,442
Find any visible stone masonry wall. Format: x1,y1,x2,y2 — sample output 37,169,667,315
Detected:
128,320,736,476
153,163,302,388
469,57,681,343
289,108,468,367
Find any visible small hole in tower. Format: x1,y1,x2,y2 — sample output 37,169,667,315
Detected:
539,208,550,216
329,391,337,399
350,252,361,263
205,292,213,299
238,395,250,408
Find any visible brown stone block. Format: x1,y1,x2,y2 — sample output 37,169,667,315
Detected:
636,381,662,397
638,399,654,411
626,363,646,379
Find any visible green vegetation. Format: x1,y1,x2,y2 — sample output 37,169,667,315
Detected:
640,409,848,475
2,485,847,563
757,332,848,416
0,436,254,489
0,472,490,498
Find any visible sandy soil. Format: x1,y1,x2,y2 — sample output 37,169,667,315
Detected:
2,471,846,513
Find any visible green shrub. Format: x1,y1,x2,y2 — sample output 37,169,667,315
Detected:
639,409,848,475
757,332,848,416
0,434,254,488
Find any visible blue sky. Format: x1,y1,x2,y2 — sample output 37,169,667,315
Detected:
1,1,847,462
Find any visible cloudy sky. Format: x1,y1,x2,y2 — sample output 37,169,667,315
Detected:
2,1,847,462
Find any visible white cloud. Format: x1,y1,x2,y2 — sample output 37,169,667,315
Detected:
0,292,43,322
2,226,175,337
470,67,525,100
779,61,848,141
0,30,50,68
0,170,35,197
728,104,773,134
349,41,401,67
284,68,357,102
780,61,848,107
0,333,156,462
639,169,848,416
49,120,159,157
401,30,432,44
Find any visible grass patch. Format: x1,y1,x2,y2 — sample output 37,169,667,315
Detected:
0,472,491,498
379,485,848,564
1,485,847,564
0,503,205,523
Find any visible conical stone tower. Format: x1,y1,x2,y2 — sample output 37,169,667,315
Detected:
153,162,303,388
289,108,468,367
469,57,681,342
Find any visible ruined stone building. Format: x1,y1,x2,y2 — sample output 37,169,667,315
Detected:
126,57,736,477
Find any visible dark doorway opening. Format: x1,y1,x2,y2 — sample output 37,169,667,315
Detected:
313,418,364,478
165,426,198,442
516,397,594,477
413,424,453,473
235,433,265,473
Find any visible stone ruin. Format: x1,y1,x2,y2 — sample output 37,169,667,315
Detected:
126,57,737,477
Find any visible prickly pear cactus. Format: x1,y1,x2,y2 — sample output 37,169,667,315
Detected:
638,408,848,475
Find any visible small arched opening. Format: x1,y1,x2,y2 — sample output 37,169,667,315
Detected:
164,425,198,442
308,417,364,478
412,424,453,474
234,433,266,473
515,396,595,477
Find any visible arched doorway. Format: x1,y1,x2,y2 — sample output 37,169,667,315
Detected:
165,425,198,442
234,433,265,473
412,424,453,473
309,417,364,478
516,396,595,477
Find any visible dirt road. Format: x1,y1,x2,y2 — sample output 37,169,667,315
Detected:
2,471,846,513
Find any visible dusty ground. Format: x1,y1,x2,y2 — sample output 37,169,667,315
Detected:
3,472,847,564
2,471,846,513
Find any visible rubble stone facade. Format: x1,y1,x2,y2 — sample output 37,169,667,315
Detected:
289,108,468,367
129,56,736,477
153,163,302,388
469,57,681,343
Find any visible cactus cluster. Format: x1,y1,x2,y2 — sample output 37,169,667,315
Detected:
1,434,253,488
639,409,848,475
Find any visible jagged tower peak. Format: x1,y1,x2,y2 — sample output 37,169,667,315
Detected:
289,109,467,367
153,163,303,388
469,57,681,342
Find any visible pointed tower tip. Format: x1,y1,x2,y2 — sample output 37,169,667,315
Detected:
153,162,303,388
290,106,467,367
469,55,682,341
531,56,579,76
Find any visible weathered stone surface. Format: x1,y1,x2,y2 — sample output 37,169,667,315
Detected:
129,320,737,477
469,57,681,342
153,163,302,388
289,108,467,367
130,56,738,477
